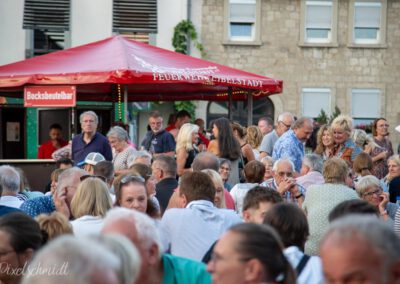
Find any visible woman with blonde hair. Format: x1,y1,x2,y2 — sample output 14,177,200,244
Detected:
246,125,263,160
36,212,73,243
70,177,113,237
353,152,373,182
314,124,335,160
176,123,199,176
331,115,362,164
201,169,226,208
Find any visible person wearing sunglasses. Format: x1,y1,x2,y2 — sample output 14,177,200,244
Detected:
356,175,398,222
114,174,149,216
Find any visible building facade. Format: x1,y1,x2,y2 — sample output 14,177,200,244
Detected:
201,0,400,147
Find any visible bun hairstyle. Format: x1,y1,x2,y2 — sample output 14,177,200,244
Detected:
231,122,247,139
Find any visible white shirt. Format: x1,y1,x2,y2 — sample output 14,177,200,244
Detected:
284,246,323,284
0,196,23,208
70,215,104,237
229,183,259,215
159,200,242,261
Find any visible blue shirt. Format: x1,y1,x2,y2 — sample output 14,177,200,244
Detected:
273,129,304,173
159,200,242,261
20,195,55,217
71,132,113,165
162,254,211,284
141,130,176,154
0,205,23,217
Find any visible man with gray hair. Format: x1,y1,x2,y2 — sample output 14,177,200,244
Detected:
296,154,325,189
152,155,178,215
102,207,211,284
0,166,23,216
0,165,23,208
22,236,121,284
320,215,400,284
261,158,306,204
259,112,295,158
71,110,112,166
273,117,314,173
20,167,86,218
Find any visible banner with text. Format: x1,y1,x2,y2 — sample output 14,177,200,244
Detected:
24,86,76,107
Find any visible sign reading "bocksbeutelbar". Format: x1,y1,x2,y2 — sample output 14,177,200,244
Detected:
24,86,76,107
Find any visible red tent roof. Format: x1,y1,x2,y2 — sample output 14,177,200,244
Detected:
0,36,282,101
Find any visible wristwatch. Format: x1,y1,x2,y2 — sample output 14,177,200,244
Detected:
380,209,388,216
295,193,303,199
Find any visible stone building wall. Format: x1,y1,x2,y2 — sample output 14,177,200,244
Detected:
201,0,400,148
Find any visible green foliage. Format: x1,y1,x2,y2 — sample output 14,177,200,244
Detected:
172,20,205,57
315,109,329,125
315,106,341,125
174,101,196,121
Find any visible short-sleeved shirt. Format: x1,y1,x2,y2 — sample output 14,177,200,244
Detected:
141,130,176,154
20,195,55,217
162,253,211,284
272,129,304,173
37,140,68,159
71,132,113,165
259,130,278,156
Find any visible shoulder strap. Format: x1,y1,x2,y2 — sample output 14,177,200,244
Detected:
296,254,310,276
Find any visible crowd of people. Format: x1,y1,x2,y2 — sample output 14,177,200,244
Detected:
0,109,399,284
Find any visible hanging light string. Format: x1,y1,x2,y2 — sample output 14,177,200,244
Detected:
117,84,122,121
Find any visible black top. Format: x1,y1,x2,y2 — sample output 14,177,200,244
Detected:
184,149,198,169
155,177,179,215
389,176,400,203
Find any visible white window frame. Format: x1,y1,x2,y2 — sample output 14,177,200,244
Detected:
348,0,387,47
351,89,381,122
224,0,261,45
299,0,338,47
301,88,332,118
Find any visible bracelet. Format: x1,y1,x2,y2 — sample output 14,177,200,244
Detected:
380,210,388,216
295,193,303,199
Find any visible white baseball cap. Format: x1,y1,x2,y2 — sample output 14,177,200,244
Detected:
78,152,105,167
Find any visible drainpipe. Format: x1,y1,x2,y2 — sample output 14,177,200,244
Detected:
187,0,192,55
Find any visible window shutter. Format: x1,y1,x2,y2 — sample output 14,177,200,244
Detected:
354,4,381,28
113,0,157,33
306,4,332,29
23,0,70,31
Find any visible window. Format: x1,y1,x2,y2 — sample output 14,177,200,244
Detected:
349,0,387,46
305,1,332,43
299,0,338,46
354,2,381,43
113,0,157,33
351,89,381,126
225,0,261,43
23,0,70,58
302,88,331,118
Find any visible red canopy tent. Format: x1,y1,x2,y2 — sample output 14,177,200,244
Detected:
0,35,282,102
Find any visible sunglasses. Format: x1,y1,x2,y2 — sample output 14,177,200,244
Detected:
80,175,107,182
120,175,145,185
